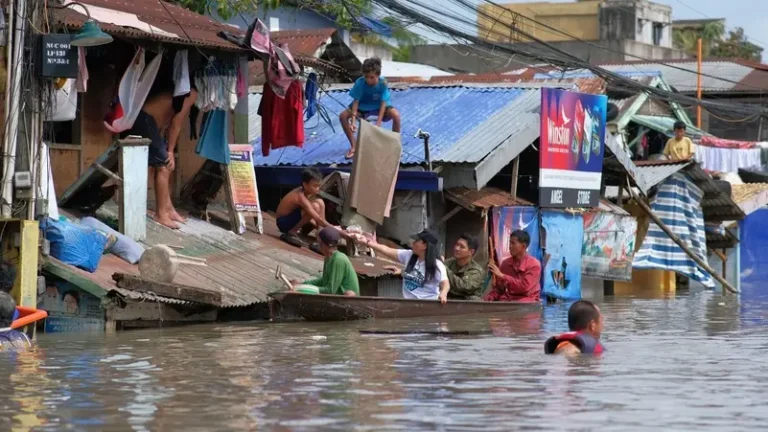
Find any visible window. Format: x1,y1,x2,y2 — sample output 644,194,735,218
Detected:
43,97,82,146
652,22,664,46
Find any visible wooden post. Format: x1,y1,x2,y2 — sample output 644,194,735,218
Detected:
510,156,520,200
118,139,150,241
629,185,738,294
722,248,728,295
696,38,703,129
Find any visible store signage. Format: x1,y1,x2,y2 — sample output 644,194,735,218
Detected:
539,88,607,208
41,34,78,78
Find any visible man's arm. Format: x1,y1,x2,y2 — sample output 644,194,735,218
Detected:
447,266,485,298
498,262,541,298
307,255,346,295
166,91,197,170
554,342,581,356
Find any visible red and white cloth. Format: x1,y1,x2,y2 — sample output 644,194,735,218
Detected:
103,48,162,134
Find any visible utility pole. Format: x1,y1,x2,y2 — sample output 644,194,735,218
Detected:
696,38,703,129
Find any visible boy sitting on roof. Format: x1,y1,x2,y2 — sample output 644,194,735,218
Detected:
291,227,359,296
340,57,401,159
663,121,695,160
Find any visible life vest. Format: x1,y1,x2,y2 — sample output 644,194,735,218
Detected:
544,332,604,355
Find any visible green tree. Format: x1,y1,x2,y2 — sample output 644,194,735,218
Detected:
175,0,424,60
711,27,764,61
672,21,725,58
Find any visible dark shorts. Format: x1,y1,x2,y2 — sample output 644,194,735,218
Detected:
122,111,168,167
276,208,303,234
349,104,395,121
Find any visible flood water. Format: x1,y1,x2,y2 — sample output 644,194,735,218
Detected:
2,290,767,431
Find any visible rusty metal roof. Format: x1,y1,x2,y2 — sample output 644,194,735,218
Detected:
53,0,245,51
271,28,336,57
445,187,533,211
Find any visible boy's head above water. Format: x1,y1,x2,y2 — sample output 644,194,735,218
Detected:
568,299,603,339
0,291,16,328
673,120,687,140
362,57,382,86
301,168,323,196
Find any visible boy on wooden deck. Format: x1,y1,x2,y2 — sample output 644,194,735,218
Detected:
275,168,333,248
340,57,401,159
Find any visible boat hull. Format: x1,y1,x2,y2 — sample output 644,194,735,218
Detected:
269,292,540,322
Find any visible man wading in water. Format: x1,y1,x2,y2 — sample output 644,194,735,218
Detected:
544,300,605,356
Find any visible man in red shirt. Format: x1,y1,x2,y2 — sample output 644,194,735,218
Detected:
485,230,541,302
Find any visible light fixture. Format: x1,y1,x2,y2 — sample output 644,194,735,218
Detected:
57,1,113,47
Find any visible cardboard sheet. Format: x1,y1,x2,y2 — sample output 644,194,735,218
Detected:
347,121,401,224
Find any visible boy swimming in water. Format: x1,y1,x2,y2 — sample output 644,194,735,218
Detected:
339,57,402,159
544,300,605,355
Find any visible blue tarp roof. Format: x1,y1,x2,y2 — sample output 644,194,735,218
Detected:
252,84,543,167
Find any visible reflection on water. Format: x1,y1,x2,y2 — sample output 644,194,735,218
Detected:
1,291,767,431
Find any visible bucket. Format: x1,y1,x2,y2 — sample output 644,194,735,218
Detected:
295,284,320,295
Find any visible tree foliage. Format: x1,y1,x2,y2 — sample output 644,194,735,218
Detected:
673,23,763,61
174,0,425,60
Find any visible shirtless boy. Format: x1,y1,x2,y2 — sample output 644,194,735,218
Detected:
275,168,332,244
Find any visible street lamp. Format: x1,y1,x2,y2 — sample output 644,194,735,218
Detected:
57,1,113,46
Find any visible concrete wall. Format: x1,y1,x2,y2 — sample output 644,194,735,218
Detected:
349,42,393,62
478,1,601,43
410,40,687,74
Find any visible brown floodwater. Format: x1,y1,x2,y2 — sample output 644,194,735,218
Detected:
1,290,766,431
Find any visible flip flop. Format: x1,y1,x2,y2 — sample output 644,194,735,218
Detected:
309,242,323,255
280,233,304,248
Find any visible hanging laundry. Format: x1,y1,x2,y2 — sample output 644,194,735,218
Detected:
104,48,162,134
195,109,230,164
194,60,237,112
245,18,299,97
76,46,88,93
173,50,190,97
236,57,248,98
47,79,77,122
695,145,761,173
258,79,304,157
305,72,318,121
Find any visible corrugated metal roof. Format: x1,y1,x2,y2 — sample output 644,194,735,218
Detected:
599,60,765,93
54,0,245,51
635,159,692,190
252,84,542,166
389,74,605,94
271,28,336,57
445,187,533,210
632,115,709,138
377,61,454,79
49,209,325,308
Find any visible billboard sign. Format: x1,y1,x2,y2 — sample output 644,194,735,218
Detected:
539,88,607,207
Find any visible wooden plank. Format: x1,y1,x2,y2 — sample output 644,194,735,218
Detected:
510,156,520,200
50,148,81,198
437,206,462,227
94,163,122,184
106,301,217,322
113,273,223,306
59,141,119,206
118,143,149,241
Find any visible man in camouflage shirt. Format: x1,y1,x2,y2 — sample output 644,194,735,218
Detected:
444,234,487,301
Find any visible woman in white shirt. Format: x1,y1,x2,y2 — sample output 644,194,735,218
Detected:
360,229,449,303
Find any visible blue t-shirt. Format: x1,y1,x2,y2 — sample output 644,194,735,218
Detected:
349,77,391,113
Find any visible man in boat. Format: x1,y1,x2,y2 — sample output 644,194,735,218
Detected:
275,168,337,251
544,300,605,355
444,234,486,301
485,230,541,302
0,292,31,351
291,226,359,296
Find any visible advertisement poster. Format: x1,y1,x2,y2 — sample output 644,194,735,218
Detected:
582,212,638,281
541,211,584,300
491,206,541,264
539,88,607,208
38,280,104,333
227,144,262,213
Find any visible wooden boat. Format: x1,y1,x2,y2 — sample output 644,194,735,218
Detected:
269,292,541,322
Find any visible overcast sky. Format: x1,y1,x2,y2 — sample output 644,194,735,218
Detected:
410,0,767,56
